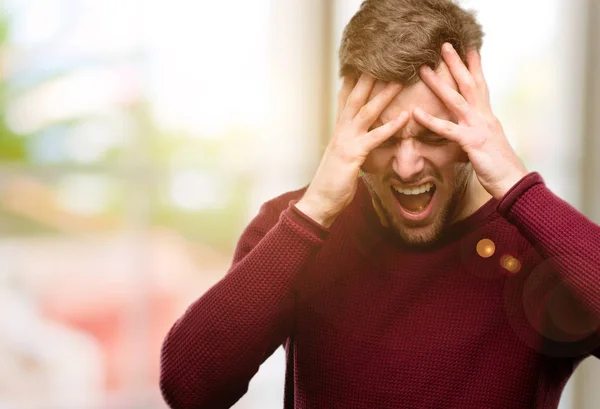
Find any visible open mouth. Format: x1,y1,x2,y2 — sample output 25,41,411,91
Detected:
391,184,436,215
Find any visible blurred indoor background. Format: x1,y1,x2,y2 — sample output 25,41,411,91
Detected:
0,0,599,408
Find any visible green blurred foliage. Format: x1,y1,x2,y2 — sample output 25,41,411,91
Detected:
0,8,251,252
0,10,27,162
129,103,253,251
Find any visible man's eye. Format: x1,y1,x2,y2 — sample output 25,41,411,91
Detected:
424,137,449,145
378,138,397,148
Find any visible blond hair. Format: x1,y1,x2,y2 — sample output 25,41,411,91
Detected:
339,0,484,84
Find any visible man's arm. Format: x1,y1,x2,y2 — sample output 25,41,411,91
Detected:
159,198,329,409
498,172,600,322
159,72,410,409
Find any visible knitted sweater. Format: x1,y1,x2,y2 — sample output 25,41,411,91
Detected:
160,172,600,409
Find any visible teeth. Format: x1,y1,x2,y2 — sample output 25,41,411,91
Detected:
392,182,434,196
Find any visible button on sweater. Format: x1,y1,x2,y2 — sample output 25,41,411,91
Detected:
160,172,600,409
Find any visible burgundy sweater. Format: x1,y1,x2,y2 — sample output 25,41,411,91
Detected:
160,172,600,409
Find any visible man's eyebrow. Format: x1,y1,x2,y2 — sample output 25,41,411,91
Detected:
369,121,435,139
369,122,436,138
413,128,437,138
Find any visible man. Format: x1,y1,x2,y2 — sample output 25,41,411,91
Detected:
160,0,600,408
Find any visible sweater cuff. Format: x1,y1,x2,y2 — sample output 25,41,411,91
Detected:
497,172,545,219
280,199,330,243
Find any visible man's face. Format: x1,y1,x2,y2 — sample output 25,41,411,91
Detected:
360,63,473,247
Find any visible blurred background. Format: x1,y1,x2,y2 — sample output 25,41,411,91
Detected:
0,0,599,408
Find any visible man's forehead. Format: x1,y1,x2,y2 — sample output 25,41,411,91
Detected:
366,62,459,125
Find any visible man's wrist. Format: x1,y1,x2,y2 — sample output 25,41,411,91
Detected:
494,169,529,200
294,197,336,228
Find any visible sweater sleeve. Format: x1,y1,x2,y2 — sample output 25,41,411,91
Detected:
160,198,330,409
497,172,600,323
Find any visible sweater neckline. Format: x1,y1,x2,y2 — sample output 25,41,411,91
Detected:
351,177,500,254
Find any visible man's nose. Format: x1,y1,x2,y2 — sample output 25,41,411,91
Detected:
392,138,426,182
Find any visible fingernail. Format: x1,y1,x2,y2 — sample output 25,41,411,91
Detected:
444,43,454,52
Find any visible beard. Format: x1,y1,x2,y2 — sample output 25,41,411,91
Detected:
361,164,472,247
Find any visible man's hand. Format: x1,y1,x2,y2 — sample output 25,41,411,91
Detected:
295,74,409,227
413,43,529,200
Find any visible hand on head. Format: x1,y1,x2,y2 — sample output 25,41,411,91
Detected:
413,43,527,199
296,43,528,229
296,74,409,227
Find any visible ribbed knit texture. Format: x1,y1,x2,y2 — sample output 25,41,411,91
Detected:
160,172,600,409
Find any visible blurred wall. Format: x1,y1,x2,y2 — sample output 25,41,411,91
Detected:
574,0,600,407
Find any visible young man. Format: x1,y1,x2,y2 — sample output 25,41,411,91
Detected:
160,0,600,408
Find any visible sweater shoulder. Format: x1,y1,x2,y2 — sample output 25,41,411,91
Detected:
262,185,308,216
486,210,542,260
231,185,308,264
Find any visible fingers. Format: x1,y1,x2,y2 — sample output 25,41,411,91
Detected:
336,76,354,124
340,73,376,123
466,49,486,86
440,43,478,103
353,81,403,130
466,49,490,104
412,107,463,145
363,111,410,152
419,64,471,121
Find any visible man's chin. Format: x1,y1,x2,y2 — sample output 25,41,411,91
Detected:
365,179,454,246
383,196,451,246
388,217,443,246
